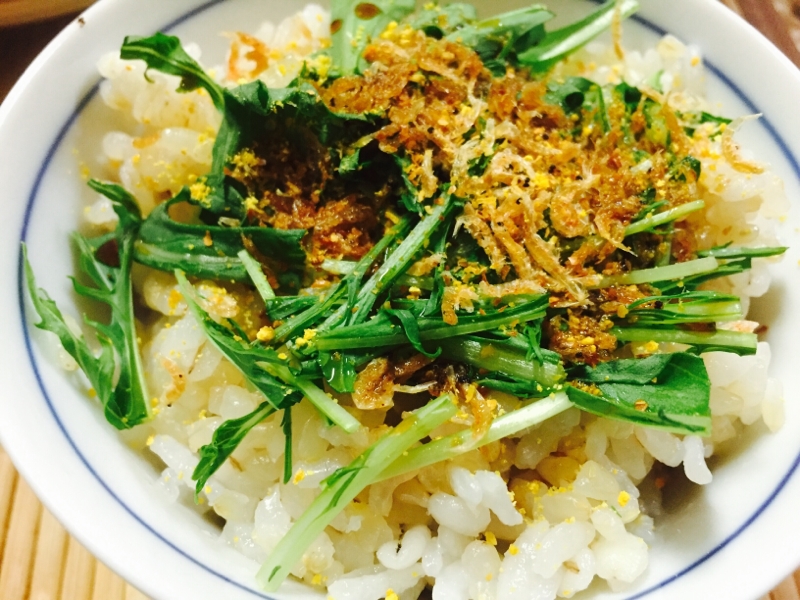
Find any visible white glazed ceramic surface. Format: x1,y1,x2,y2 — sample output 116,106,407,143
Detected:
1,1,799,599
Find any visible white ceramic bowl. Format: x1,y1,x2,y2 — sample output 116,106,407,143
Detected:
2,1,800,599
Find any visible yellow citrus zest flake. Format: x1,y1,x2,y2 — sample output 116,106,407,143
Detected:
484,531,497,546
385,590,399,600
203,231,213,247
293,469,306,484
307,54,332,79
507,544,519,556
618,490,631,507
533,172,550,189
167,289,183,313
257,326,275,343
87,388,97,398
146,434,155,446
189,179,212,205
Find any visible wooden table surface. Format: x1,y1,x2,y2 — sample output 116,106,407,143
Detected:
1,2,800,599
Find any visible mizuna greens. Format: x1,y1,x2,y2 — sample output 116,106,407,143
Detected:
23,0,787,593
24,181,150,429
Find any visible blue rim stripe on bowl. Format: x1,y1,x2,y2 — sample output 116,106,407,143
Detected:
15,3,800,599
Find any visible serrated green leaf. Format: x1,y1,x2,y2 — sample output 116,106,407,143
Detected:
120,33,224,110
567,353,711,435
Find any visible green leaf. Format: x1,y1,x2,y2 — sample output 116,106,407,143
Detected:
655,257,761,295
420,215,452,318
567,353,711,435
24,247,117,418
383,309,442,359
175,271,302,411
330,0,416,74
642,98,670,146
444,6,554,73
192,401,278,497
134,191,305,281
670,155,702,181
119,41,373,218
681,110,732,138
24,180,150,429
338,148,363,175
408,3,477,38
120,33,224,110
203,80,367,217
544,76,608,132
518,0,639,72
177,270,326,488
318,351,359,393
87,179,142,221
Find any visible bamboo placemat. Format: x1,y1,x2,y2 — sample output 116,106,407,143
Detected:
2,1,800,599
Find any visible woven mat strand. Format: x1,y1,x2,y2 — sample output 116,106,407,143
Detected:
2,1,800,599
0,447,149,599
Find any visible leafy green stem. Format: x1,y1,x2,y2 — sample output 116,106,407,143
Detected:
612,326,758,354
438,336,566,387
237,249,275,302
377,392,572,481
342,196,457,327
625,200,705,236
594,256,719,288
256,393,456,591
257,362,361,433
315,295,549,351
274,216,412,343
